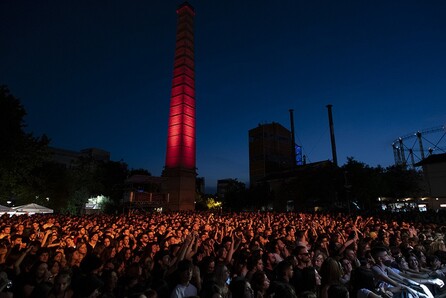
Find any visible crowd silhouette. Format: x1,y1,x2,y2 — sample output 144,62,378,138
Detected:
0,210,446,298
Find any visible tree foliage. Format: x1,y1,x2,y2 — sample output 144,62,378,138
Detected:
221,179,247,210
0,85,50,205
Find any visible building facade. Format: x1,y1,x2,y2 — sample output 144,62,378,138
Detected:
249,122,294,186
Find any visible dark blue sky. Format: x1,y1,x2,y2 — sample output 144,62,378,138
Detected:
1,1,446,191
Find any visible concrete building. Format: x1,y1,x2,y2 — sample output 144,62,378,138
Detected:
249,122,294,186
416,153,446,198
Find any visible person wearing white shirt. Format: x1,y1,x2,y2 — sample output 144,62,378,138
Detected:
171,259,198,298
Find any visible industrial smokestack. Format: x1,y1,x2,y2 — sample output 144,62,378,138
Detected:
289,109,296,168
326,104,338,167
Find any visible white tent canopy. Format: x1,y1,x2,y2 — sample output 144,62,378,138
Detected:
0,205,10,211
0,205,10,215
9,203,53,214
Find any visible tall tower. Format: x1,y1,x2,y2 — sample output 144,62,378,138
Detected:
163,2,196,210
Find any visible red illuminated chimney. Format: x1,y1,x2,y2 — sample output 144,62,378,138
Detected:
163,2,196,210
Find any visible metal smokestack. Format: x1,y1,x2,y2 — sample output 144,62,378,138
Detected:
326,104,338,167
289,109,296,168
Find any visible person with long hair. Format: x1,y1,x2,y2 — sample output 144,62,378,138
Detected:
229,277,254,298
251,271,270,298
48,272,74,298
201,263,231,298
312,251,327,272
320,258,343,298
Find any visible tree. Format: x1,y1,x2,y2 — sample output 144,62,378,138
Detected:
221,179,247,211
340,158,424,210
0,85,50,205
31,161,71,210
341,157,383,209
382,165,424,198
94,160,128,212
129,168,151,176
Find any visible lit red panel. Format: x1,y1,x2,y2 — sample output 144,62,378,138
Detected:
173,66,194,79
171,85,195,98
174,57,194,69
165,3,196,170
172,75,194,88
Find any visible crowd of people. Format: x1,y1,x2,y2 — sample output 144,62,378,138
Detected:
0,210,446,298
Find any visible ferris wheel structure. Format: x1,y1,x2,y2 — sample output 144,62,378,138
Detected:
392,125,446,167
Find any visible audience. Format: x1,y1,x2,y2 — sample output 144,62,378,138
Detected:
0,210,445,297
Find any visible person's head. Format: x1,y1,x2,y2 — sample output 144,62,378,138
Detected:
251,271,270,293
147,230,156,241
200,256,216,276
340,258,353,274
101,269,118,290
102,236,111,247
49,260,61,275
247,254,263,272
319,258,343,286
123,248,132,260
53,251,63,262
429,240,446,253
11,235,22,247
32,261,49,279
406,254,419,271
53,272,71,293
229,278,254,298
427,255,441,269
395,256,409,270
154,249,171,271
17,224,25,232
213,263,230,287
2,226,11,234
294,245,310,265
262,251,277,269
313,251,326,269
275,260,293,282
412,249,427,267
65,236,75,247
177,259,194,284
38,248,50,262
140,233,149,244
77,242,88,255
298,266,321,293
327,284,349,298
216,246,228,260
344,248,356,262
150,242,160,254
370,246,391,266
90,233,99,242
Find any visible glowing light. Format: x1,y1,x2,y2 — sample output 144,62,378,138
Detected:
165,2,196,170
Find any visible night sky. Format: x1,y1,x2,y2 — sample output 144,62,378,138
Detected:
1,1,446,192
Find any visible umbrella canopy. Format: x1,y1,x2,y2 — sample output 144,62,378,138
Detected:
10,203,53,214
0,205,10,215
0,205,10,211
